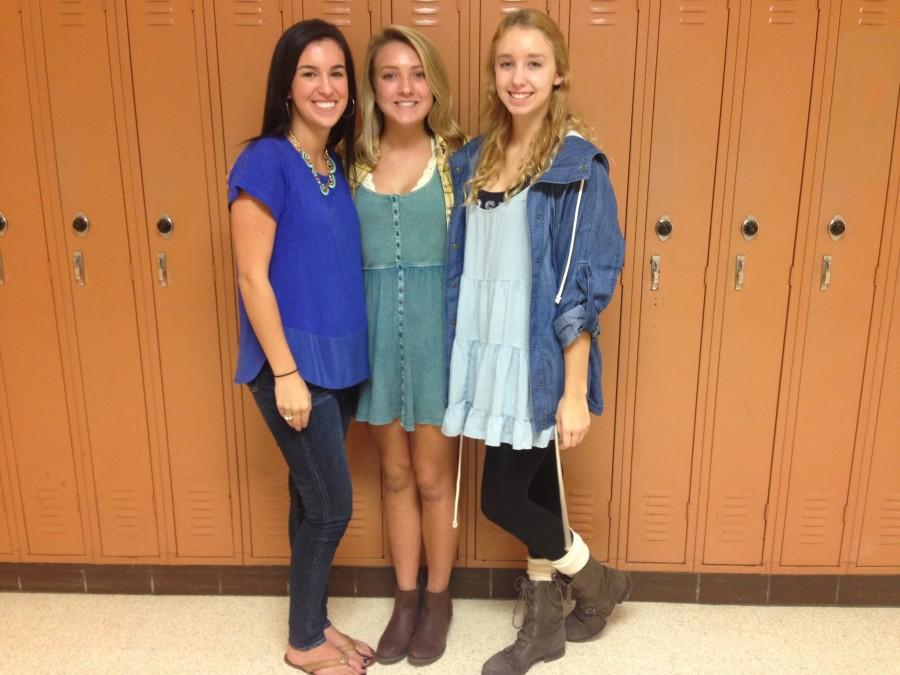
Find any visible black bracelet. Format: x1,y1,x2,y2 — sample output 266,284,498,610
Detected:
274,368,298,378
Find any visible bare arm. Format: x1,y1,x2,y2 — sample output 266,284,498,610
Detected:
555,331,591,449
232,193,311,430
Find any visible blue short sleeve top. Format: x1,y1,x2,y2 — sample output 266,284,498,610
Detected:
228,136,369,389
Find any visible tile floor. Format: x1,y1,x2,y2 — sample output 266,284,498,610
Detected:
0,593,898,674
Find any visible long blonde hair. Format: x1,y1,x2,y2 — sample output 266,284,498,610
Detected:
356,25,465,167
467,10,585,202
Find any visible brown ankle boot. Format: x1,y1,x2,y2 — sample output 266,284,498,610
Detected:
407,588,452,666
481,577,566,675
564,556,631,642
376,587,420,664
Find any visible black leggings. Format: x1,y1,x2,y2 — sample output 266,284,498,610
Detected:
481,442,567,560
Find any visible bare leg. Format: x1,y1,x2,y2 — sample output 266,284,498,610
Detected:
367,421,420,589
411,426,459,592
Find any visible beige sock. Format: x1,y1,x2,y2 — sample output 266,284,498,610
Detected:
550,531,590,577
526,556,554,582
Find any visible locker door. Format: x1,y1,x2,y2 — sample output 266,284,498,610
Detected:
0,471,12,555
38,0,159,557
300,0,374,79
780,0,900,566
213,0,288,169
0,1,86,557
474,445,526,562
390,0,465,122
126,0,237,558
626,0,728,564
856,263,900,567
563,0,639,561
701,0,818,565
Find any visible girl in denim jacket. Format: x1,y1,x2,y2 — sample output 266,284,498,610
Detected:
441,10,628,675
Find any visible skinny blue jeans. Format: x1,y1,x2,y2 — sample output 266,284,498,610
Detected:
249,364,357,649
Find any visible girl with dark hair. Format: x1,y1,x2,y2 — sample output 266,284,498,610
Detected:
228,19,372,675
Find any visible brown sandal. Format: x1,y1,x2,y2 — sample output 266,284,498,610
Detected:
334,640,374,664
282,653,350,673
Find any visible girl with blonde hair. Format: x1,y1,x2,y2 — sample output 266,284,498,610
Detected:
441,10,629,674
350,25,465,667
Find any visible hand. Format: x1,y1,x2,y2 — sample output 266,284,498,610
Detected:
275,372,312,431
555,394,590,449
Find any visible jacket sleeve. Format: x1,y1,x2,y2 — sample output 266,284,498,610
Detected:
552,156,625,349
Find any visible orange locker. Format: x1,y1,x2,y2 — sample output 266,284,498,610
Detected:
777,0,900,567
124,0,240,559
699,0,820,566
0,2,87,558
298,0,377,78
35,0,161,558
387,0,469,127
623,0,728,565
213,0,290,170
0,472,13,556
854,263,900,568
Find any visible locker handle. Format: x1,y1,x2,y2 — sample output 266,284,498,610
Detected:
735,255,745,291
73,250,85,287
0,252,5,286
650,255,660,291
820,255,831,291
157,251,168,288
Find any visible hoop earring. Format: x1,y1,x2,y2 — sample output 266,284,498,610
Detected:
342,97,356,119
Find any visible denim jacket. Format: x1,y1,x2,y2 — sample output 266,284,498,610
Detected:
444,133,625,431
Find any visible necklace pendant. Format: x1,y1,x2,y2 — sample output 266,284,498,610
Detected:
287,132,337,197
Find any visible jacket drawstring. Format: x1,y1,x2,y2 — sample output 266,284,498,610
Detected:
555,178,585,305
452,434,463,528
554,426,573,551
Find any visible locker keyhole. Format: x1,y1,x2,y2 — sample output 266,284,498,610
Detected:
72,213,90,236
157,214,174,239
742,216,759,241
828,216,846,241
655,216,673,241
0,212,7,236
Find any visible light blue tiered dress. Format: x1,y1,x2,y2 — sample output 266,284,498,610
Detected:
441,188,554,450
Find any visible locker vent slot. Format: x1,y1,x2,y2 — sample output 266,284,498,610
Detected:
320,0,353,27
231,0,264,27
641,491,673,542
768,0,800,26
110,488,142,536
344,495,368,538
188,487,216,538
877,493,900,545
261,487,284,539
56,0,88,27
858,0,889,26
145,0,176,27
567,488,595,541
587,0,619,27
715,493,752,543
411,0,440,27
798,494,829,545
35,484,67,535
678,0,709,25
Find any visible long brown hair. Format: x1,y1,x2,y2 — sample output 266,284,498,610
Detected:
467,10,585,202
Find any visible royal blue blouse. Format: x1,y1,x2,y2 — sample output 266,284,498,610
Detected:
228,136,369,389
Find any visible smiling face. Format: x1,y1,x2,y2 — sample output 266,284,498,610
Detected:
493,26,562,123
288,38,349,138
373,40,433,130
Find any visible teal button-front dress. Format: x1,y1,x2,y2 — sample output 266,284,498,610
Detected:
354,169,447,430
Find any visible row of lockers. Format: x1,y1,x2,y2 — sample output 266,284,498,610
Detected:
0,0,897,574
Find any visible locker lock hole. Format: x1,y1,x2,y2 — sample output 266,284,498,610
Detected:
741,216,759,241
72,213,90,236
655,216,673,241
828,216,846,241
157,214,174,239
0,212,7,236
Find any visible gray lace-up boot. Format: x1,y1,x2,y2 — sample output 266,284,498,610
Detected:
481,577,566,675
564,556,631,642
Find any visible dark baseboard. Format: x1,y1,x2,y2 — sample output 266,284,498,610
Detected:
0,563,897,606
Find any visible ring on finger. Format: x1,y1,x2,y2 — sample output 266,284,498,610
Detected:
283,414,294,421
